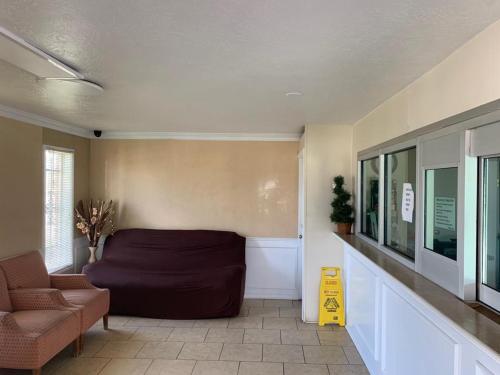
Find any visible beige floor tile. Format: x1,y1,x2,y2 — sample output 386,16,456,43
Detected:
263,344,304,363
136,342,184,359
80,338,107,357
228,316,263,329
108,315,131,327
44,357,110,375
238,361,284,375
194,319,229,328
342,346,364,365
303,346,349,365
242,299,264,308
317,331,354,346
263,317,297,330
220,343,262,362
192,360,239,375
284,363,329,375
296,321,332,331
131,327,174,341
279,307,301,318
167,327,208,342
85,326,138,341
126,318,163,327
248,307,280,317
96,340,145,358
327,364,370,375
263,299,293,307
178,342,222,360
281,330,319,345
243,328,281,344
145,360,196,375
99,358,152,375
159,320,196,328
206,328,244,343
238,307,250,317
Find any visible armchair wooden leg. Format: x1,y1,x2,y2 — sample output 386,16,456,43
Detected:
103,313,109,330
32,368,41,375
79,334,84,353
73,337,81,357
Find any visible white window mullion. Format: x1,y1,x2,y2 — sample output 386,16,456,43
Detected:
44,147,74,273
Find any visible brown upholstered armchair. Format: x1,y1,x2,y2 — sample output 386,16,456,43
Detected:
0,271,81,375
0,251,110,334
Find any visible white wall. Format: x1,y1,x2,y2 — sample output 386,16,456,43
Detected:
353,18,500,154
302,124,353,322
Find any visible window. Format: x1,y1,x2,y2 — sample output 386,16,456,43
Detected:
480,157,500,311
44,147,74,273
424,168,458,261
384,147,416,260
361,157,380,240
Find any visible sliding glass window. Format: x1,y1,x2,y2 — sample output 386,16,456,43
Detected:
384,147,416,260
360,157,380,240
480,157,500,311
424,168,458,261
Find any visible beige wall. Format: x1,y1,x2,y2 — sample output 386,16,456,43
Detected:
0,116,90,259
353,19,500,154
90,139,299,238
302,124,353,322
0,117,43,258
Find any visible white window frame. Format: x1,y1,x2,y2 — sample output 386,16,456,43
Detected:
43,145,75,273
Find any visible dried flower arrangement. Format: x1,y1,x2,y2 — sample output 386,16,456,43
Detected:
75,200,115,248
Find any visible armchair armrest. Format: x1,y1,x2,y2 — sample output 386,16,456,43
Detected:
0,311,25,334
50,274,96,290
9,288,77,311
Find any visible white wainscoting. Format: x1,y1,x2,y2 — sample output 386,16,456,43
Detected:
342,240,500,375
244,237,300,300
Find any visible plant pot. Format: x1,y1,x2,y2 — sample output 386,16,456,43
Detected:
336,223,352,235
88,247,98,264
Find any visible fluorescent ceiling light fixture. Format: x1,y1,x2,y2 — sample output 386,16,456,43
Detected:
285,92,303,96
0,25,83,79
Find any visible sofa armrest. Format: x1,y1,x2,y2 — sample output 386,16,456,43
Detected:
9,288,77,311
50,274,96,290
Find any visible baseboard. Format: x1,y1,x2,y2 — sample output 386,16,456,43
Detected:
244,237,300,300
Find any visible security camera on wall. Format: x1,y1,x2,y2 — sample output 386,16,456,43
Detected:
93,130,102,138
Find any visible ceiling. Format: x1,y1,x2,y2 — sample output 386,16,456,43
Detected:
1,0,500,135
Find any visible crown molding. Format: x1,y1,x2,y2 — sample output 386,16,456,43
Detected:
99,131,301,141
0,103,302,141
0,103,91,138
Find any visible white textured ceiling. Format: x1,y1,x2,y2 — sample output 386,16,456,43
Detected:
1,0,500,134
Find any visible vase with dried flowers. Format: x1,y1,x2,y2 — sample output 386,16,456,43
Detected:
75,200,115,264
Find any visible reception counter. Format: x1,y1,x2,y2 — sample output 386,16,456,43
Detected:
336,233,500,375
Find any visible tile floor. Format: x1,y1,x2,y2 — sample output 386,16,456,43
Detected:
0,299,369,375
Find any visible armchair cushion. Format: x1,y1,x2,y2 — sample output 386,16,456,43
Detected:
60,288,110,331
0,251,50,289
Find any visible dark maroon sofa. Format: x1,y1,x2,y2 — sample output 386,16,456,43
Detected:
83,229,246,319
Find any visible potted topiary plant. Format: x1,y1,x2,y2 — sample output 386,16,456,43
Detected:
330,175,354,234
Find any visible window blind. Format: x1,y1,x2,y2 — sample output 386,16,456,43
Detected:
44,147,74,273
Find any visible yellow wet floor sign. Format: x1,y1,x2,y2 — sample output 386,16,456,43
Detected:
318,267,345,327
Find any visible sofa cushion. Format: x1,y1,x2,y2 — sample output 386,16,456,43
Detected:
0,270,12,312
0,251,50,290
61,288,110,330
